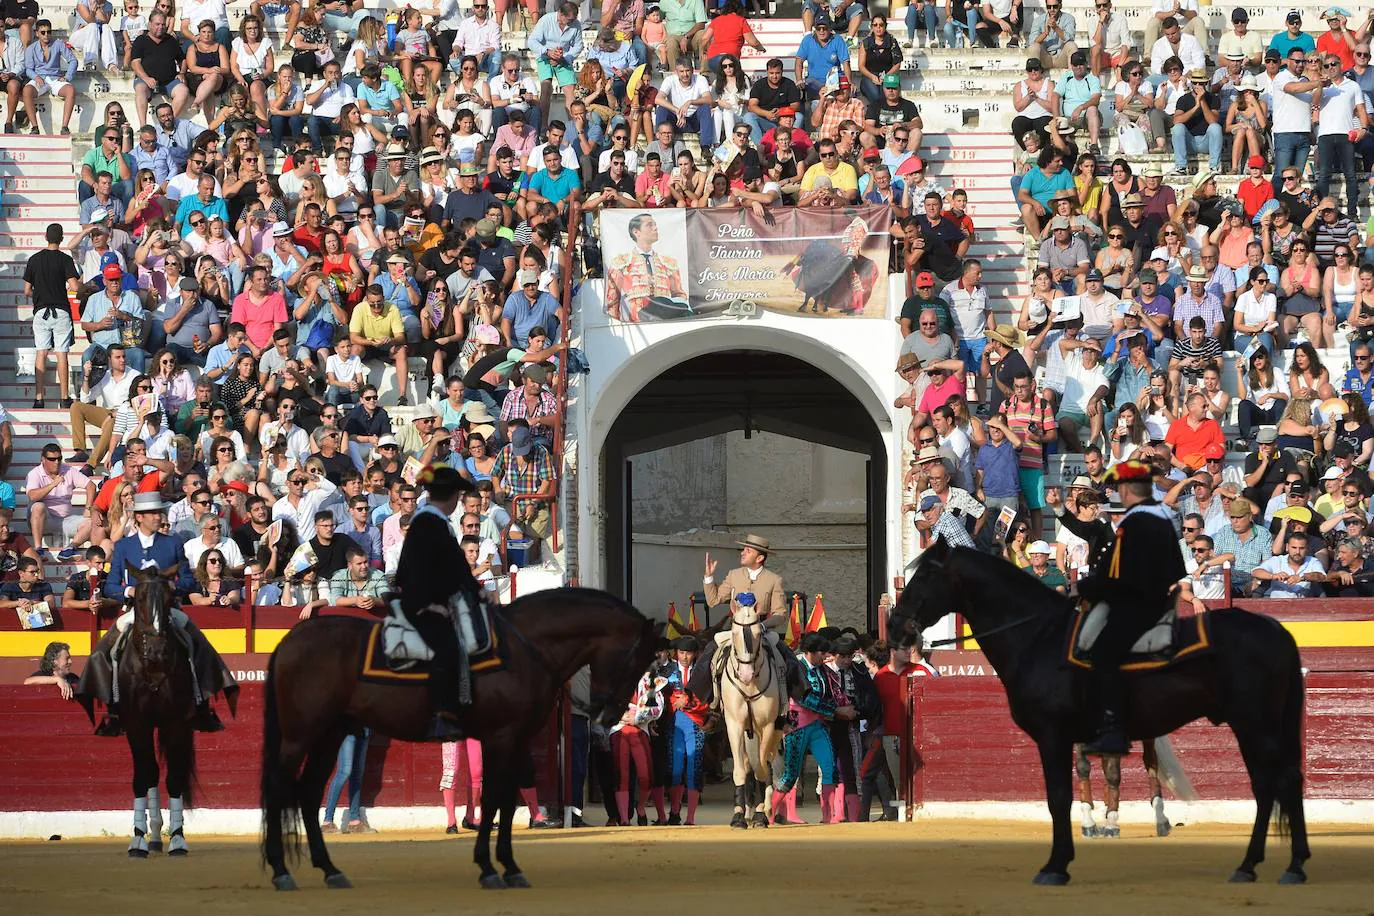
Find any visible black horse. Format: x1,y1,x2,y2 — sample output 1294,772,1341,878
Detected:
888,540,1309,886
260,587,661,891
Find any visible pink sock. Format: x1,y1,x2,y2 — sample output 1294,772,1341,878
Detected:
615,790,630,824
442,788,457,828
844,793,861,823
685,789,700,825
651,787,666,820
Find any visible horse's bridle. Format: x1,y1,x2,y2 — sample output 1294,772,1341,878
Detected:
722,613,775,704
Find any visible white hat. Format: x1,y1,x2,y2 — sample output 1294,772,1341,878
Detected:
131,493,168,513
1322,466,1345,481
410,402,438,420
1027,540,1052,556
271,221,293,237
377,434,399,448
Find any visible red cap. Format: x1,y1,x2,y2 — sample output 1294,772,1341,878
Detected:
915,271,935,288
221,479,250,494
776,106,796,118
910,156,925,171
101,264,123,281
836,76,851,90
1246,155,1266,170
1202,443,1226,461
863,148,881,160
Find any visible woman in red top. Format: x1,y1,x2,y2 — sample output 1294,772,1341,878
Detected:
701,1,764,72
320,229,364,309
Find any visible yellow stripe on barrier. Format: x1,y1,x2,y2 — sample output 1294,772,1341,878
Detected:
253,629,293,654
1280,621,1374,648
0,631,92,657
204,629,247,655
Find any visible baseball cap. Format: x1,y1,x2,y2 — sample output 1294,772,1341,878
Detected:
1227,497,1254,518
777,106,796,118
862,148,881,161
1085,268,1103,282
101,264,123,280
518,268,540,287
475,217,499,239
1070,50,1087,67
1138,268,1159,284
918,493,942,512
1050,216,1071,230
1287,10,1302,23
1231,7,1248,22
178,277,199,291
1141,164,1163,178
1202,443,1226,461
1026,57,1043,71
882,73,901,89
1288,482,1310,499
1264,48,1282,62
1247,155,1266,169
915,271,935,288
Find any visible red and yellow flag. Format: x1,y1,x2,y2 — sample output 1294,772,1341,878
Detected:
805,593,829,634
667,601,686,639
786,593,803,648
686,600,701,634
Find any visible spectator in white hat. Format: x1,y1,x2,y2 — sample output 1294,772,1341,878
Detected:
1025,539,1067,593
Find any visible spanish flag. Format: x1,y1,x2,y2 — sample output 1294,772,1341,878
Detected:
786,593,803,648
667,601,687,638
805,593,829,634
686,601,701,634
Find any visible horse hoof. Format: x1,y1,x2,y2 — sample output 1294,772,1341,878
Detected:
1156,821,1172,838
1101,825,1120,839
1229,868,1258,884
325,873,353,889
167,848,188,857
1278,869,1307,885
147,841,163,853
729,813,748,829
127,848,149,859
504,872,531,888
751,812,770,829
1032,871,1070,886
1080,825,1098,839
479,873,507,890
272,874,298,892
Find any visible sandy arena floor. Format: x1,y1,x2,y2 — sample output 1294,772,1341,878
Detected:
3,818,1371,914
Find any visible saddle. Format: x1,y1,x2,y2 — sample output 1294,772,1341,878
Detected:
364,596,504,684
1067,603,1213,673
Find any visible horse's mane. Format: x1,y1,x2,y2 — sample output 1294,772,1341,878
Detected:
919,545,1076,618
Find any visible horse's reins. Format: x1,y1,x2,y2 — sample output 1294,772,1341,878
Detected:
924,612,1042,648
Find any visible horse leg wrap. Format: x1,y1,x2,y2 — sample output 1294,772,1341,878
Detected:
147,787,162,843
169,796,185,833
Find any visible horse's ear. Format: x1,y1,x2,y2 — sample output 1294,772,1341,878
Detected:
159,564,180,582
926,535,952,566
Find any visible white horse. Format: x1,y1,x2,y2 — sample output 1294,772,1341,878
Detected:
715,593,787,829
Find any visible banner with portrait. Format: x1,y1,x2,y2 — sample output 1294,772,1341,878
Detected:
599,206,891,322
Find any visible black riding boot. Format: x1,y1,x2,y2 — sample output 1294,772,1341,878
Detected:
95,705,124,737
415,613,465,740
194,702,224,732
1083,618,1135,757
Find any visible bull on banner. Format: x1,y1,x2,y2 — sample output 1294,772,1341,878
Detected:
600,206,891,322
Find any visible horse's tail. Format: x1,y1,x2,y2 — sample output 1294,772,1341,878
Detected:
1274,639,1306,841
259,649,301,866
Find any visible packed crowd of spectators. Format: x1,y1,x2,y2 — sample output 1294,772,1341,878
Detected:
895,2,1374,603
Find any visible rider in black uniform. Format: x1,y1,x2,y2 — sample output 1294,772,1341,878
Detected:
1076,460,1186,756
394,465,482,739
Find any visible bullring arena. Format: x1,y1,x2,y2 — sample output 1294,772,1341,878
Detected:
6,0,1374,908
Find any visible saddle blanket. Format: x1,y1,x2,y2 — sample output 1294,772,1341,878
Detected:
361,599,504,685
1067,604,1212,673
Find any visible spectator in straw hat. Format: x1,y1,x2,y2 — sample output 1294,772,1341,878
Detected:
983,323,1028,415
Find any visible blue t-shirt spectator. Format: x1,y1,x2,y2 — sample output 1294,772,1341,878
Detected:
1343,367,1374,406
1020,166,1076,211
795,32,849,86
1268,31,1316,58
0,579,54,602
502,289,560,347
376,272,422,321
527,167,581,205
974,438,1020,499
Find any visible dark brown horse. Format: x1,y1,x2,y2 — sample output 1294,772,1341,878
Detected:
260,587,662,891
121,564,199,857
